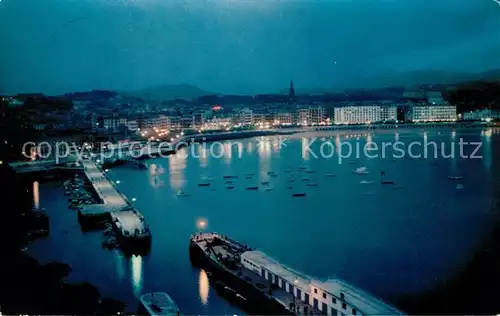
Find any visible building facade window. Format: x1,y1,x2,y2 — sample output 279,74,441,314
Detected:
332,297,336,304
352,308,356,315
323,292,327,299
342,303,346,310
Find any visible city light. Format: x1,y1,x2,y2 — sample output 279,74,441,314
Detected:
115,180,121,184
132,197,137,202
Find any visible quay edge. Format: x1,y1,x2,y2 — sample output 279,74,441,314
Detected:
189,232,406,316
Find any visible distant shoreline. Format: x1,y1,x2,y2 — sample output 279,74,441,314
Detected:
185,122,488,143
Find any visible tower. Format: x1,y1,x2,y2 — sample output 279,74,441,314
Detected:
289,80,296,103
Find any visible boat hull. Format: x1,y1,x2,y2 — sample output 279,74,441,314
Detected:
189,241,291,315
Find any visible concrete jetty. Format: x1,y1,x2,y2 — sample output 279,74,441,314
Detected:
78,160,150,239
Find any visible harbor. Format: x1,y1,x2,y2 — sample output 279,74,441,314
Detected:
19,129,500,314
10,157,152,254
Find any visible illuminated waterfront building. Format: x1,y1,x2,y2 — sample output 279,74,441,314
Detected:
334,105,395,124
408,105,457,122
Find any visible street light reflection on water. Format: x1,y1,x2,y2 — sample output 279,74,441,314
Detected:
196,218,208,230
199,269,210,306
131,254,143,298
33,181,39,209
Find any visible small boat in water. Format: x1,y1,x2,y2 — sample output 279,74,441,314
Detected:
139,292,180,316
304,170,315,174
448,176,464,180
325,173,336,177
198,183,210,187
177,190,189,196
265,188,273,191
292,193,306,197
261,181,269,185
246,186,259,190
360,180,373,184
301,178,310,182
353,167,370,175
456,184,464,190
267,171,278,177
381,180,395,185
223,175,238,179
306,183,318,187
226,186,235,190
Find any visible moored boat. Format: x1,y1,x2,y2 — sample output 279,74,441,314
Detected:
139,292,180,316
381,180,395,184
246,186,259,190
448,176,463,180
292,193,306,197
189,233,404,316
352,167,369,175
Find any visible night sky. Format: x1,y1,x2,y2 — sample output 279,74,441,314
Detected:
0,0,499,95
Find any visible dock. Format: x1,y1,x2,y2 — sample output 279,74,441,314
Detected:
78,160,151,247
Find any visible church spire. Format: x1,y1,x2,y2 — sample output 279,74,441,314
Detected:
289,80,295,103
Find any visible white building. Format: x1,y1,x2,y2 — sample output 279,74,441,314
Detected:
380,105,397,122
297,109,310,125
408,105,457,122
241,250,404,316
334,106,396,125
127,119,138,132
462,109,500,121
276,112,293,125
103,116,127,131
310,107,325,125
238,108,253,125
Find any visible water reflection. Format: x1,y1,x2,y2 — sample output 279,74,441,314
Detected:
149,164,165,188
199,269,210,306
247,142,254,154
237,142,243,159
223,143,232,164
131,254,143,298
259,137,271,181
198,144,208,168
366,133,373,143
169,150,187,191
335,134,341,152
482,128,492,170
114,249,125,281
395,132,399,142
33,181,39,209
301,137,310,160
